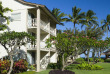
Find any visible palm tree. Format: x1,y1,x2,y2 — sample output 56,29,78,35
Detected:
51,8,66,26
101,14,110,37
81,10,98,28
66,6,85,34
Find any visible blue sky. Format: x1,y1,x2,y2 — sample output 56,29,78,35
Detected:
26,0,110,39
25,0,110,57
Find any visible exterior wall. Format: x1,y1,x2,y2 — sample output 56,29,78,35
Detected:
41,34,49,41
8,9,28,32
0,45,8,58
1,0,34,10
50,52,57,63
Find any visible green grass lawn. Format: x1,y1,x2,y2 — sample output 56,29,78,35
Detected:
18,69,51,74
71,63,110,74
19,63,110,74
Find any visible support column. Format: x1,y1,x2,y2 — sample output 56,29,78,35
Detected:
36,7,41,72
48,19,50,63
25,9,28,54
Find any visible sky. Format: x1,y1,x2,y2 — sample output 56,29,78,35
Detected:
25,0,110,57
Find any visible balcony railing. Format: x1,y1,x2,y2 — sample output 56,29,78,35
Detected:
27,40,48,50
28,18,37,28
26,40,56,51
27,18,56,35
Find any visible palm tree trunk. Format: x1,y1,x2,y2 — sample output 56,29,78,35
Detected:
107,28,108,38
73,22,76,35
86,26,87,36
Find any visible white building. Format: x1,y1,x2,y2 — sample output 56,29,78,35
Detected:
0,0,59,72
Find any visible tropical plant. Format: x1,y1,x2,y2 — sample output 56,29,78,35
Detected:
13,59,28,73
52,8,66,26
81,10,98,28
75,58,85,63
66,6,85,33
76,62,103,70
0,60,10,74
101,14,110,37
0,2,12,31
81,26,104,63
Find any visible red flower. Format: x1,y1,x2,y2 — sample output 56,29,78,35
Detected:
0,63,1,67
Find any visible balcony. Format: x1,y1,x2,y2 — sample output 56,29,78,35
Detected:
28,18,37,28
27,18,56,36
26,40,56,51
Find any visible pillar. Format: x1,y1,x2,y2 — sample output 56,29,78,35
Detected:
48,19,50,63
36,7,41,72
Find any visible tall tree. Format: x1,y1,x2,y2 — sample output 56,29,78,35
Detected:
52,8,66,26
81,26,104,63
46,29,95,70
81,10,98,32
66,6,85,34
101,14,110,37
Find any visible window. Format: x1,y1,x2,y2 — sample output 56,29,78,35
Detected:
11,13,21,21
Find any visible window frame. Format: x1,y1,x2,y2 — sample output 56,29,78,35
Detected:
11,13,21,21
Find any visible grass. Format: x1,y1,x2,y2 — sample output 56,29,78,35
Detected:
18,69,51,74
19,63,110,74
70,62,110,74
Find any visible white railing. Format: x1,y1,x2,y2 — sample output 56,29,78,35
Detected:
26,40,56,51
28,18,37,28
26,39,37,50
28,18,56,36
26,40,48,50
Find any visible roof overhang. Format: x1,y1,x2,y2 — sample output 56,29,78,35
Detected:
15,0,60,24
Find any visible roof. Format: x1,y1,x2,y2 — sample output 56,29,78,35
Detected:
15,0,59,24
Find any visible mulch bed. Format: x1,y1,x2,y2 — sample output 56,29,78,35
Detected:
49,70,75,74
72,62,80,64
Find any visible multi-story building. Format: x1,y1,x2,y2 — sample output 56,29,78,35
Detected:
0,0,59,72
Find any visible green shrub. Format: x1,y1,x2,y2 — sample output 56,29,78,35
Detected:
89,58,93,62
28,65,36,70
65,64,78,70
0,59,28,74
0,60,10,74
76,62,103,70
75,58,85,63
13,59,28,73
47,63,58,69
47,62,63,69
98,59,104,62
105,59,110,62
